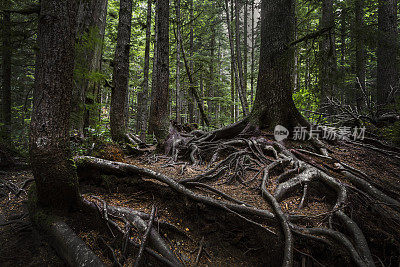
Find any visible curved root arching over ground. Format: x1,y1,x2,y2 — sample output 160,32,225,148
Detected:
75,121,400,266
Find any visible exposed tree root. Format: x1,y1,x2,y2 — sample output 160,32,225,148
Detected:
81,197,183,266
67,121,400,266
153,124,399,265
28,201,106,267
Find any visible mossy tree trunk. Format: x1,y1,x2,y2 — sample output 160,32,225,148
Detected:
249,0,307,131
29,0,80,210
110,0,133,142
148,0,170,147
136,0,152,140
71,0,108,136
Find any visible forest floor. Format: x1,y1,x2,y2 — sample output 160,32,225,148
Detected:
0,133,399,266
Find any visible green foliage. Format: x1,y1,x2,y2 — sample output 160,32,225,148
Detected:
382,121,400,145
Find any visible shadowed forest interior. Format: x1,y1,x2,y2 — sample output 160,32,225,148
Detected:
1,0,400,266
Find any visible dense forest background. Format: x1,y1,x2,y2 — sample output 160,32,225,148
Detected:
1,0,400,266
1,0,399,151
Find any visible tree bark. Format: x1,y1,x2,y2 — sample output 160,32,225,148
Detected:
354,0,365,109
29,0,80,210
318,0,337,104
110,0,133,142
225,0,248,116
71,0,108,136
137,0,152,140
243,0,248,104
175,0,182,124
1,2,11,141
234,0,249,115
377,0,398,108
188,0,195,123
208,24,216,120
148,0,170,146
250,0,255,106
249,0,307,130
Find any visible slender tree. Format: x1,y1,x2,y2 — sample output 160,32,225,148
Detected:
175,0,182,123
136,0,152,140
1,2,11,141
354,0,365,108
318,0,337,104
148,0,170,146
110,0,133,142
377,0,398,108
224,0,248,116
243,0,248,101
188,0,195,123
29,0,80,209
234,0,249,114
249,0,307,130
250,0,255,106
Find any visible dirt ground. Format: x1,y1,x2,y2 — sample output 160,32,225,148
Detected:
0,136,399,266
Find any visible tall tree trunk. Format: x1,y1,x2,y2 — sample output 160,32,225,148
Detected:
148,0,170,146
110,0,133,142
354,0,365,109
71,0,108,136
225,0,248,116
377,0,398,108
175,0,182,124
1,5,11,141
30,0,80,209
339,5,346,103
208,25,216,121
234,0,249,114
318,0,337,104
188,0,195,123
136,0,152,140
243,0,248,103
340,6,346,67
231,55,235,123
250,0,255,106
249,0,307,131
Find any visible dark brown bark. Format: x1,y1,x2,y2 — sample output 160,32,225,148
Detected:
354,0,365,109
188,0,195,123
29,0,80,210
249,0,307,130
110,0,133,142
148,0,170,146
377,0,398,107
175,0,182,124
318,0,337,103
136,0,152,140
71,0,108,135
1,4,11,141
